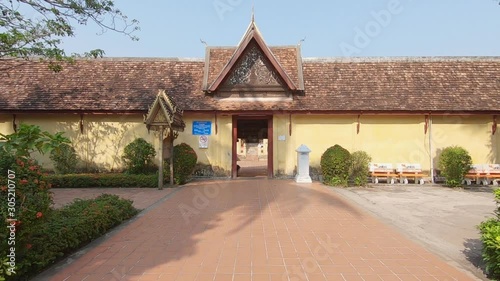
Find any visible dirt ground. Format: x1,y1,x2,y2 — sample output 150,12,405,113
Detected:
332,184,497,280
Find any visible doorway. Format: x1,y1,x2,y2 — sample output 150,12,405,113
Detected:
232,116,273,178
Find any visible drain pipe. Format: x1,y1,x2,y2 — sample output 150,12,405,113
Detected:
429,115,434,184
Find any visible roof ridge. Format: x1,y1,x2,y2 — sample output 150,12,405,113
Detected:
0,57,205,62
303,56,500,63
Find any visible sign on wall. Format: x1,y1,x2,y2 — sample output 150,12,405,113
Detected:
192,121,212,135
199,135,209,149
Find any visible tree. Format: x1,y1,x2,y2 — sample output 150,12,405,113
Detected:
0,123,70,158
0,0,139,64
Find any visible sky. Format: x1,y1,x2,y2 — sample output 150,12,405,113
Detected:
59,0,500,58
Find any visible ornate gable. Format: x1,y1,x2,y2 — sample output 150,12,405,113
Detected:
205,20,298,99
222,43,285,89
144,90,185,132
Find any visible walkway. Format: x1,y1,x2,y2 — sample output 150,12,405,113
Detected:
40,180,476,281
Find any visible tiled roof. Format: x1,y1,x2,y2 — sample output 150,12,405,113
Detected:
0,57,499,113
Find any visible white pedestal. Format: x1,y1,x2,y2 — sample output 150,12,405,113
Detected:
295,144,312,183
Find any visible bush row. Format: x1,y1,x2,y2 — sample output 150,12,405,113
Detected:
46,173,168,188
48,137,198,185
320,144,474,188
6,194,138,280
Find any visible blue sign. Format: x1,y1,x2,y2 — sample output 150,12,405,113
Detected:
192,121,212,135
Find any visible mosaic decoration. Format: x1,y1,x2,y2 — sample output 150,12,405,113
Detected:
226,46,282,87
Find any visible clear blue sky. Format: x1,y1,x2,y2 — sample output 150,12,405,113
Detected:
60,0,500,58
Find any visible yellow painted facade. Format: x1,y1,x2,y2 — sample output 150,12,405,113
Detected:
0,114,154,171
175,114,233,173
1,113,499,177
431,115,498,166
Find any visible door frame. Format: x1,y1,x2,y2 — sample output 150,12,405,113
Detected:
232,115,273,178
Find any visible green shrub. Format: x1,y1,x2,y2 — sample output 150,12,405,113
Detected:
172,143,197,185
0,158,53,280
0,148,15,176
478,189,500,279
320,145,351,186
122,138,156,174
438,146,472,187
349,151,372,186
0,124,69,158
479,219,500,279
0,124,70,280
49,143,79,174
46,173,168,188
8,194,138,279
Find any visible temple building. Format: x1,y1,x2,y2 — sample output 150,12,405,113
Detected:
1,20,499,179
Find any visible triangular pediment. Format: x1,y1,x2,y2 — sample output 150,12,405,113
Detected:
220,42,285,90
144,90,185,132
207,21,297,93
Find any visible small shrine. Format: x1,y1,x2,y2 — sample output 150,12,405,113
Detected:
144,90,185,189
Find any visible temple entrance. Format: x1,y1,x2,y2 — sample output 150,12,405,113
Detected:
232,116,273,178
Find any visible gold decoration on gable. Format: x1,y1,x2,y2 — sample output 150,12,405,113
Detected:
224,45,283,88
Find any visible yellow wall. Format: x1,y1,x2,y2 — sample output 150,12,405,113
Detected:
0,114,153,171
0,115,15,136
431,115,498,166
175,114,233,173
355,116,429,170
1,113,498,176
291,115,356,173
285,115,428,172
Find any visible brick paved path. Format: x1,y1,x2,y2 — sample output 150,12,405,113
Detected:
41,180,476,281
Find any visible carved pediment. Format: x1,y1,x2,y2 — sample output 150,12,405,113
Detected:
206,20,298,94
223,45,284,89
144,90,185,132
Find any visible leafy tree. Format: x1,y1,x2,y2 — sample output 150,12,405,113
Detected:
0,123,70,158
0,0,139,66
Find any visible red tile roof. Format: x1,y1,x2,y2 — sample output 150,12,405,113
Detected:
0,56,499,113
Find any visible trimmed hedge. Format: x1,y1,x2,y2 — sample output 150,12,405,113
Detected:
438,146,472,187
172,143,197,185
122,138,157,175
479,189,500,279
8,194,138,280
46,173,169,188
320,145,351,186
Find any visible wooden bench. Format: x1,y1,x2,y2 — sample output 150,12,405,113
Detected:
463,164,488,185
486,164,500,186
369,163,398,184
396,163,426,185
